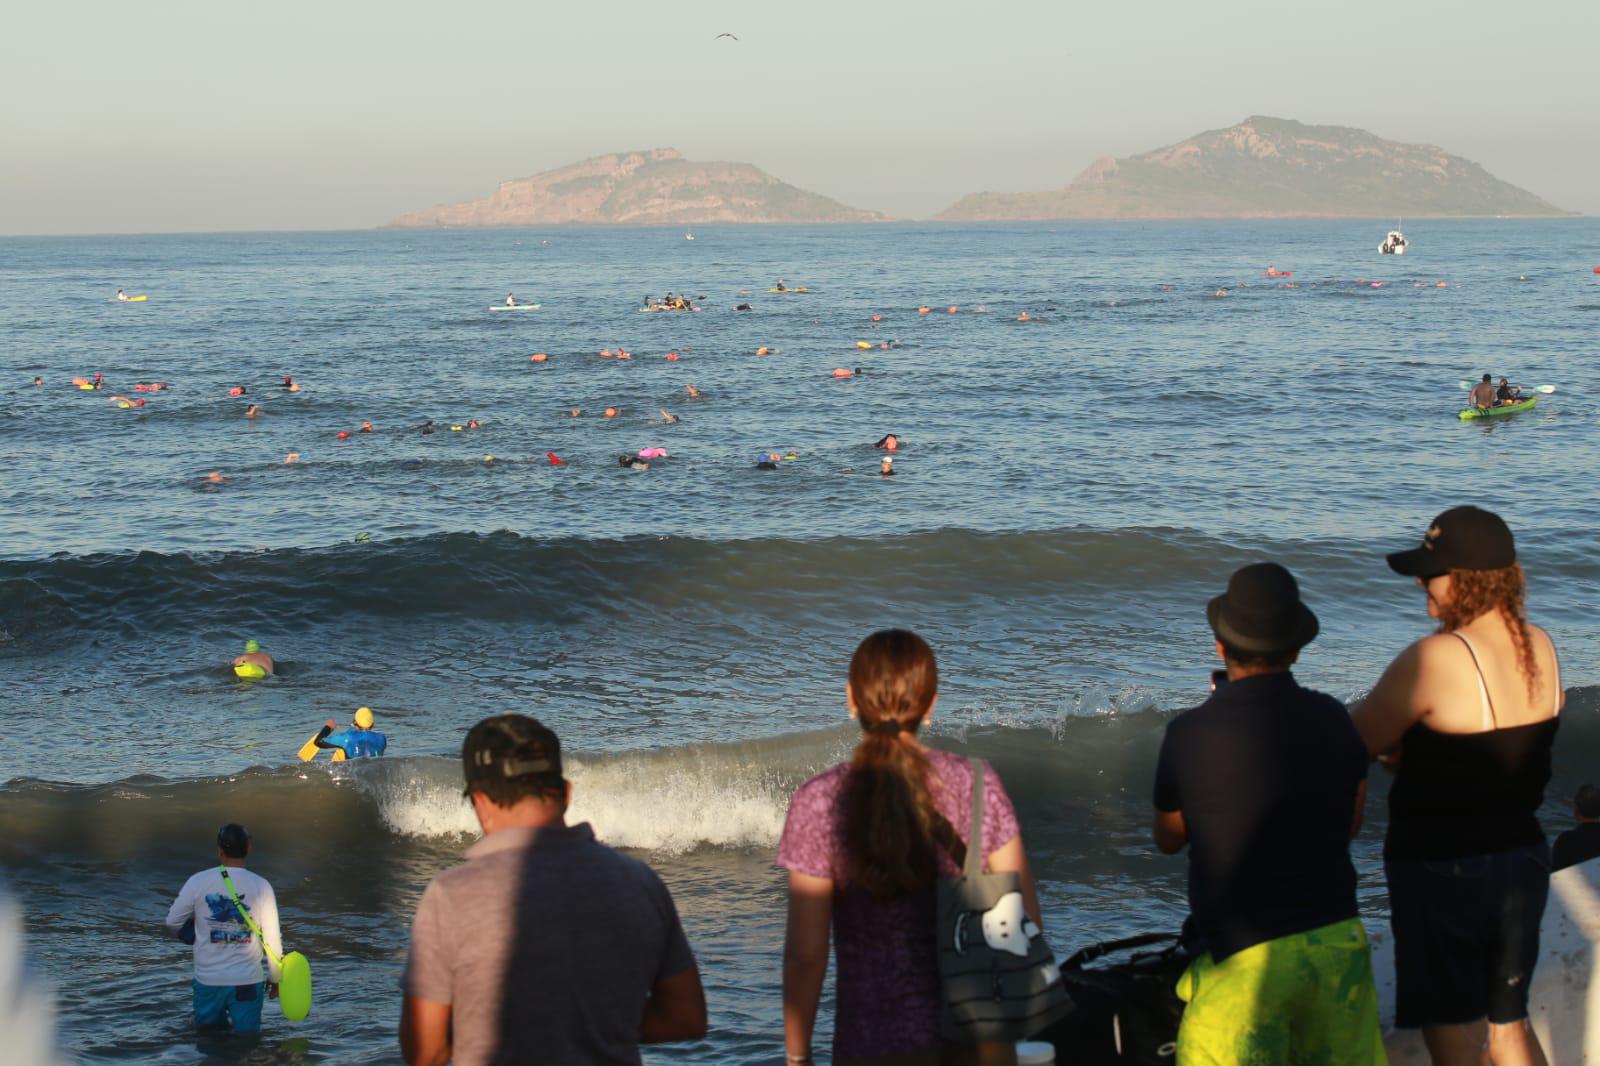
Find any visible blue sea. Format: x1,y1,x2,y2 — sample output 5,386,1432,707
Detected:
2,219,1598,1062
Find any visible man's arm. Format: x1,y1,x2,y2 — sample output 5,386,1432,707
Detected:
312,723,342,751
639,966,706,1044
163,877,195,936
256,882,283,984
1349,779,1369,839
1153,808,1188,854
782,871,832,1065
400,996,452,1066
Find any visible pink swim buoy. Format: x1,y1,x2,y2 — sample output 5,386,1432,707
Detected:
637,448,668,459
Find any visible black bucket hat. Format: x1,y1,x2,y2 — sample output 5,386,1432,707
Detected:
1207,563,1320,654
1386,506,1515,580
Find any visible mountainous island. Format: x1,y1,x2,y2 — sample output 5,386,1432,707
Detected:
388,148,887,227
937,116,1570,220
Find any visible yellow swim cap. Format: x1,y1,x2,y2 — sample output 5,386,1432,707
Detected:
354,706,374,729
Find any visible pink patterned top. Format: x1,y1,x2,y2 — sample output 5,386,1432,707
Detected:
777,749,1021,1058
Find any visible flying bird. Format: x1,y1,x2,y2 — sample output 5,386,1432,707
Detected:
715,32,739,41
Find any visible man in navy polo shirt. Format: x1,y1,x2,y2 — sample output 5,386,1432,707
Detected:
1153,563,1383,1062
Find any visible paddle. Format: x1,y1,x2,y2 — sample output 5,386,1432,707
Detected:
1456,381,1555,394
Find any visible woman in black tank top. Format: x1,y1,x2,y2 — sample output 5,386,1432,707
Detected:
1353,507,1561,1066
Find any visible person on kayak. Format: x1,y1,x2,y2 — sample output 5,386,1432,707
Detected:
1495,378,1522,405
116,289,128,301
774,279,787,292
312,707,387,758
1469,374,1497,410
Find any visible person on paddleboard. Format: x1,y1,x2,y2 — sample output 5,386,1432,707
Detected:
164,824,284,1034
232,639,274,677
505,293,517,307
312,707,387,759
1469,374,1497,410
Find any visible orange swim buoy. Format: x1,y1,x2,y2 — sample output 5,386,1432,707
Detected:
228,387,245,396
856,341,871,350
918,306,931,314
947,306,957,314
604,407,618,418
832,368,853,378
530,353,548,363
336,430,350,439
870,314,882,322
755,346,770,356
616,351,632,360
666,352,680,361
600,349,613,358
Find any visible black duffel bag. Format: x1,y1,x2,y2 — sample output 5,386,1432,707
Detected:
1031,932,1189,1062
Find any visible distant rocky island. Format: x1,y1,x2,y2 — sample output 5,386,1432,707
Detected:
937,116,1571,221
388,148,887,227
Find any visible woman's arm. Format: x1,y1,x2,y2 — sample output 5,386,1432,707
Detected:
399,997,452,1066
986,835,1043,927
1351,641,1428,759
782,871,832,1063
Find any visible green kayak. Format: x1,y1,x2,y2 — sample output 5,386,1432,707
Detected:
1459,396,1537,420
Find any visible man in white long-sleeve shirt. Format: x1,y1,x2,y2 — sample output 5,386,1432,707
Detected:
164,824,283,1034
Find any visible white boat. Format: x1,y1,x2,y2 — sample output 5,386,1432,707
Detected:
1379,227,1408,255
489,303,541,312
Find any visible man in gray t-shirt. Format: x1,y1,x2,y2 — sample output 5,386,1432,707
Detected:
400,715,706,1066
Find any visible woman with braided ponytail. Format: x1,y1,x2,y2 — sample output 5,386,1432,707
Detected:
1355,507,1564,1065
779,629,1040,1065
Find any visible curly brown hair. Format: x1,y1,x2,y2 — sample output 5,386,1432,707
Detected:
1436,564,1539,699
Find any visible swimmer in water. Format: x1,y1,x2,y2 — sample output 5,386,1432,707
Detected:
312,707,386,759
1214,288,1229,297
685,384,702,399
1017,311,1031,321
880,457,895,477
205,471,225,484
619,455,649,470
467,419,480,429
736,303,752,312
661,409,679,424
360,421,374,432
875,434,899,452
569,408,582,418
756,453,780,470
418,420,436,434
245,405,259,419
285,452,300,464
232,639,274,676
33,377,42,386
281,376,294,389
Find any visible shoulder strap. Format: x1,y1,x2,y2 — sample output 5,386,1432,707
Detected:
1452,632,1497,730
218,867,281,966
965,758,985,878
1550,631,1563,716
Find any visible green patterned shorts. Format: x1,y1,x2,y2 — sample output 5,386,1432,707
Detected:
1175,918,1386,1065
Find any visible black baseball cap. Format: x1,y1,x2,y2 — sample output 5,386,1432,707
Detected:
217,823,251,857
1386,506,1516,580
462,714,564,791
1206,562,1319,654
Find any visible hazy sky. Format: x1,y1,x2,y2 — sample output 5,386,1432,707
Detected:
3,0,1595,234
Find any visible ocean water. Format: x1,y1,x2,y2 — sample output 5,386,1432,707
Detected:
2,219,1598,1062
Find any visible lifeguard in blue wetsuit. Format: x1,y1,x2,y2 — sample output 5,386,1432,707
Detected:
313,706,387,759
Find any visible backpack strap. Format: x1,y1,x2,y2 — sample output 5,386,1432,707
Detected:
965,758,985,879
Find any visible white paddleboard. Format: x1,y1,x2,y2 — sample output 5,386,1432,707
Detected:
490,304,541,312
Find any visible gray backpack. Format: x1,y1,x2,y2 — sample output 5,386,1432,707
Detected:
936,758,1072,1042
